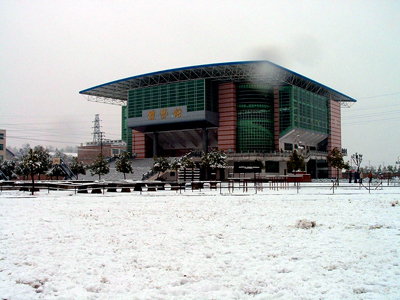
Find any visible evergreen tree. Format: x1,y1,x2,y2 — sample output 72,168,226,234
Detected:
33,145,51,180
170,158,182,181
179,153,196,182
18,149,42,195
115,152,133,180
46,165,64,180
200,149,228,180
179,153,196,170
69,157,86,180
287,150,305,173
0,159,18,180
152,156,170,178
327,147,349,185
15,159,30,180
89,153,110,180
201,149,228,169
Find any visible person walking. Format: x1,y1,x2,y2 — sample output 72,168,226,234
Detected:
368,171,373,183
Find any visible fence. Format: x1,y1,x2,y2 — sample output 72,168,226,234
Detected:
1,178,399,195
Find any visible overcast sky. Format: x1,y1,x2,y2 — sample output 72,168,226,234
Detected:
1,0,399,167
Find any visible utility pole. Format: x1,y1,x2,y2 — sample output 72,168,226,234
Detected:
99,131,105,156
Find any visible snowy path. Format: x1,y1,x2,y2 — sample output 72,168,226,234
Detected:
1,186,399,299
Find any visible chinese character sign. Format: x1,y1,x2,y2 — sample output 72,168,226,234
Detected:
160,108,168,119
148,110,155,120
142,106,186,124
173,107,182,118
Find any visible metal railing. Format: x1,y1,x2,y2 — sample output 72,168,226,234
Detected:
1,178,399,195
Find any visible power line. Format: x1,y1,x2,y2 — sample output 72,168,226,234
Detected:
343,115,400,125
342,103,400,113
342,110,400,120
357,92,400,99
6,136,84,145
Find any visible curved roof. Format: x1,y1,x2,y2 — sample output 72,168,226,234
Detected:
79,60,357,106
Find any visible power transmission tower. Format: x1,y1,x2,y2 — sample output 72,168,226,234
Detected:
92,114,103,145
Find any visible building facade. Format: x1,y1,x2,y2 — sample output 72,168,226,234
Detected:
77,140,127,165
80,61,355,178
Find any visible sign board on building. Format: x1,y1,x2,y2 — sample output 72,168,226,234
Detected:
52,157,61,165
127,105,218,129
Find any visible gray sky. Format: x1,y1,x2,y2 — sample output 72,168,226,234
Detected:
1,0,399,167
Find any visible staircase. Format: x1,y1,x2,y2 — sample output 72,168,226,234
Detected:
79,158,154,181
0,169,8,181
178,167,200,182
59,158,77,180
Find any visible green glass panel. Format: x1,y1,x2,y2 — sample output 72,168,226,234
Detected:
127,79,209,118
279,86,329,135
236,85,274,152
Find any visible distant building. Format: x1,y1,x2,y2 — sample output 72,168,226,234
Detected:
80,61,356,178
0,129,6,161
6,149,15,160
77,139,127,165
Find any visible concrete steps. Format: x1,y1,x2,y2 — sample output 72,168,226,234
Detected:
79,158,154,181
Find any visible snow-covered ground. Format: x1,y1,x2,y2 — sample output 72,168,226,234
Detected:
1,183,399,299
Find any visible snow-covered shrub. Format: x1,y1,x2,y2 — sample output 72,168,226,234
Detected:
89,153,110,180
201,149,227,169
179,153,196,169
296,219,316,229
115,151,133,179
152,156,170,177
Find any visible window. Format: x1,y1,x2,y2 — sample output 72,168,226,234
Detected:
0,144,3,151
0,133,3,140
284,143,293,151
265,161,279,173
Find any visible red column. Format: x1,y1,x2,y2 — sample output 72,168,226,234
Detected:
132,130,146,159
218,83,237,153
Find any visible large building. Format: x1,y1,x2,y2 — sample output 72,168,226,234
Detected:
80,61,356,178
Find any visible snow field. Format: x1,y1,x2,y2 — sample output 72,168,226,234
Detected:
0,186,399,299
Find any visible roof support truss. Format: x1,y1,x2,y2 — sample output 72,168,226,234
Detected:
80,61,356,106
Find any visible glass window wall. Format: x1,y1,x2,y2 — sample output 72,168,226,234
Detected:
127,79,215,119
279,86,329,135
236,85,274,152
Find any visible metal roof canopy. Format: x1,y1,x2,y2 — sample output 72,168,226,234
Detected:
79,60,357,107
